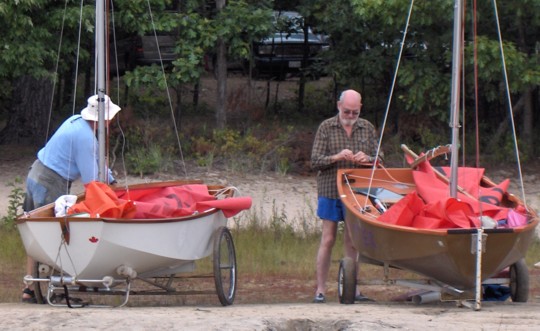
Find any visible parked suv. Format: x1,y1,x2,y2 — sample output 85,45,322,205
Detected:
251,11,329,80
110,33,177,74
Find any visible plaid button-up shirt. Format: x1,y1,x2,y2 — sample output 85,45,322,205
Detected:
311,115,381,199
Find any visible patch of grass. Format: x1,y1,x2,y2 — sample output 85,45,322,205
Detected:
1,177,24,229
0,228,27,302
526,238,540,265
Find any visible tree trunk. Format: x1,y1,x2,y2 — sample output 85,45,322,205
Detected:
0,76,53,146
521,89,533,157
175,85,183,129
297,23,310,113
486,93,526,153
215,0,227,129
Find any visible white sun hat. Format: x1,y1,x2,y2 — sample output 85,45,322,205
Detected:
80,94,121,121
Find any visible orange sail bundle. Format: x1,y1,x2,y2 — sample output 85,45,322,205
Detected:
68,181,252,219
378,156,524,229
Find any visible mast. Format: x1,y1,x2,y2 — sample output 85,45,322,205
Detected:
449,0,464,197
96,0,107,182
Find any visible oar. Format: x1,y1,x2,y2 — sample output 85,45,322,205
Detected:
401,144,477,200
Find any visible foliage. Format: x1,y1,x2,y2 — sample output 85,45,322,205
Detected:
121,1,273,89
0,0,539,158
122,118,175,176
1,177,25,229
309,0,539,149
125,144,168,177
189,126,295,174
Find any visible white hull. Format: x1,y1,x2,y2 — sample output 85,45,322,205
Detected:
18,211,227,281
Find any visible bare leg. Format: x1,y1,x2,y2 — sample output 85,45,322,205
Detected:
315,219,337,295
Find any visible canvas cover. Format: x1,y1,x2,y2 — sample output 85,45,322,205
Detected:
68,181,252,219
378,155,524,229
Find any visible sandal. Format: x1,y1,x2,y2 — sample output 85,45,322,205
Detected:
22,288,37,304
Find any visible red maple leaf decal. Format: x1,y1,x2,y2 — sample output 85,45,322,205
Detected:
89,236,99,243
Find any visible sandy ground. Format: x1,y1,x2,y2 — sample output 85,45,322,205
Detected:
1,301,540,330
2,146,540,329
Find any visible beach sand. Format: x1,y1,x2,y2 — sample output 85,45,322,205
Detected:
1,301,540,330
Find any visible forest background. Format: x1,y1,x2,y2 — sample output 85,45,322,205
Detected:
0,0,539,176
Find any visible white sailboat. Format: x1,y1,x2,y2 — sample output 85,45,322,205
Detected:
17,1,251,307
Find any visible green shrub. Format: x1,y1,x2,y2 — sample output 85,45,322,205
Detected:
1,177,24,229
125,144,168,177
188,126,294,174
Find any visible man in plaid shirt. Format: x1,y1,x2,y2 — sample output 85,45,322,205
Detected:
311,89,381,303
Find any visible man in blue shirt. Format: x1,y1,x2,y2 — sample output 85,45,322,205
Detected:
21,94,120,302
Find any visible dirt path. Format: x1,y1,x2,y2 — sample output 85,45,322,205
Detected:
1,301,540,330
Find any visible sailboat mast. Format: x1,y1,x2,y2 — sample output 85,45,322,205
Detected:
96,0,107,182
449,0,464,197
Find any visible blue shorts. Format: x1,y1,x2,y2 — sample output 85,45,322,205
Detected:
317,197,345,222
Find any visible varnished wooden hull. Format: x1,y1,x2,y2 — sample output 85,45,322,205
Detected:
338,168,539,290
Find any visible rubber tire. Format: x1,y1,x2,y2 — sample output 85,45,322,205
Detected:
213,226,237,306
33,261,46,304
338,257,356,304
509,258,529,302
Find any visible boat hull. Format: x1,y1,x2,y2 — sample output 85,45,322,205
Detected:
17,182,233,281
338,168,539,290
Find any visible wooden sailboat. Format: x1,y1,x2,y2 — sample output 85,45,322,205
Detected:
16,1,251,307
337,0,538,310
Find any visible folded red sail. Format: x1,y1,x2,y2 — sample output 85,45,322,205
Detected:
379,155,517,229
68,181,252,219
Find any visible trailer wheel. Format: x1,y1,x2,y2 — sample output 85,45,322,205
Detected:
33,262,46,304
510,258,529,302
213,226,237,306
338,257,356,304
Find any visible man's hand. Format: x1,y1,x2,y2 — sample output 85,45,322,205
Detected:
334,149,354,161
352,151,370,163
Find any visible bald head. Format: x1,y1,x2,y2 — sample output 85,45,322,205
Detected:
337,89,363,127
338,89,362,109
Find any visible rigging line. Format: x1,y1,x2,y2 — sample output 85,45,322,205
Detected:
460,0,467,167
468,0,485,218
107,2,129,191
46,0,70,144
364,0,415,210
343,174,372,216
491,0,528,210
54,226,80,281
345,173,414,188
379,164,411,186
109,2,122,105
472,0,481,168
64,0,85,195
145,0,188,178
104,0,112,181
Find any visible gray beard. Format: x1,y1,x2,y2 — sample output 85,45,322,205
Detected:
340,118,357,127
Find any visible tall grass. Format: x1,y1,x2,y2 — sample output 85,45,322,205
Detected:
0,228,27,302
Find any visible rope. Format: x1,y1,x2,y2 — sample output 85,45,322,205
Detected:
46,0,69,145
364,0,415,210
473,0,481,168
491,0,528,210
107,1,129,191
144,0,188,178
66,0,85,195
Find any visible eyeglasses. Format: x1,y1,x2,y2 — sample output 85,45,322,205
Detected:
342,109,360,116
